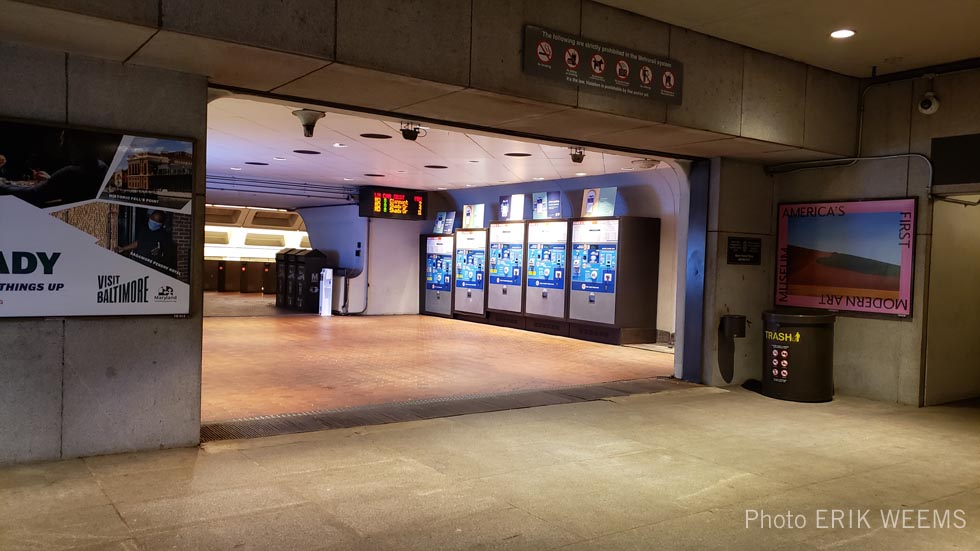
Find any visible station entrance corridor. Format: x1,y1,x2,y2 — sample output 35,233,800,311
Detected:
201,314,675,423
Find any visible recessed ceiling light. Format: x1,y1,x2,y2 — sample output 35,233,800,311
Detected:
437,187,448,190
273,156,286,161
424,165,448,169
468,160,480,163
343,177,354,181
621,167,634,171
332,142,348,148
293,149,320,155
532,177,545,181
364,173,385,177
830,29,855,39
465,184,475,187
575,172,588,176
504,152,532,157
498,180,507,183
396,170,406,173
229,167,242,171
244,161,269,166
360,133,392,139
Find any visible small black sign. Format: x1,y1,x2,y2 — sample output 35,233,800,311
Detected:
522,26,683,104
727,237,762,265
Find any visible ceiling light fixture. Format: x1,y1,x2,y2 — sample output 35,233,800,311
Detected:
332,142,348,148
532,177,545,181
229,167,242,171
293,149,321,155
504,152,532,157
273,156,286,161
465,184,475,187
244,161,269,166
468,160,480,163
424,165,448,169
360,133,392,139
575,172,588,176
364,173,385,177
437,187,448,190
343,177,354,181
620,167,634,171
830,29,855,39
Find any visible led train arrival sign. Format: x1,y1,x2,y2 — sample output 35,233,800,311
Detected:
358,186,428,221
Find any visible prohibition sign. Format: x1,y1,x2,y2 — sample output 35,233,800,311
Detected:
590,53,606,75
564,47,580,69
536,40,553,63
662,70,676,90
615,59,630,80
639,65,654,85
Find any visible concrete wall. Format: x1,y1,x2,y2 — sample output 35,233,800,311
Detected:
765,68,980,404
0,40,207,464
925,197,980,405
701,160,775,387
443,168,682,335
4,0,860,162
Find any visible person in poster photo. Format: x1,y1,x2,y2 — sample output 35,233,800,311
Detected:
115,209,179,276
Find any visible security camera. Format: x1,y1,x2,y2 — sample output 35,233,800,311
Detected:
400,122,426,141
292,109,326,137
918,92,940,115
570,147,585,164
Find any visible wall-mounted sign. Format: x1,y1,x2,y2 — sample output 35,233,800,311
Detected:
461,204,485,228
532,191,561,219
727,237,762,265
358,186,427,220
0,119,194,317
499,194,526,221
581,187,617,217
775,199,916,317
523,25,683,105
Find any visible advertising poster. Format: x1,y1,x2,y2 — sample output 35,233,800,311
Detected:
454,249,485,290
443,211,456,234
499,193,527,221
532,191,562,220
461,204,485,228
581,187,617,217
527,243,566,289
433,212,447,234
775,199,915,316
0,120,193,317
571,244,617,293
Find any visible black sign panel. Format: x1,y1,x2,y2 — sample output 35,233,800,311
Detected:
358,186,428,220
522,25,683,104
727,237,762,265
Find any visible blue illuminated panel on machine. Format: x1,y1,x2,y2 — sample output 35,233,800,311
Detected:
571,244,617,293
527,243,566,289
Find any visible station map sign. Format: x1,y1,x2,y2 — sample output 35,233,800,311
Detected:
523,25,683,104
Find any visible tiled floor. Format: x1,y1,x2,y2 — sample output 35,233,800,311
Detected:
203,291,302,317
202,314,675,422
4,387,979,550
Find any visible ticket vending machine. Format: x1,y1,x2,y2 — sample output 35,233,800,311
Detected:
568,216,660,344
524,220,570,336
453,229,488,320
487,221,526,329
421,234,455,317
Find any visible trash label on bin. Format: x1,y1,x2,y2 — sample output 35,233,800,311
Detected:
766,330,801,343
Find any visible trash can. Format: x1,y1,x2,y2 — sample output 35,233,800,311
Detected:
762,310,836,402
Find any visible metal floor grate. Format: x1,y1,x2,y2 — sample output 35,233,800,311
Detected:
201,377,693,442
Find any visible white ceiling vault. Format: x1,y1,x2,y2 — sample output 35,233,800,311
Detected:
596,0,980,77
207,97,665,209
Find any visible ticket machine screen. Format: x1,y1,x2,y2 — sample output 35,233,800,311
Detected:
527,243,566,290
489,243,522,285
571,243,617,293
455,249,485,290
425,253,452,291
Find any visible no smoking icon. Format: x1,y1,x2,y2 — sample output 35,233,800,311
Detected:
564,47,580,69
536,40,553,63
662,70,676,90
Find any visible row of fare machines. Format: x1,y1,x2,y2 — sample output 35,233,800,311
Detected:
421,216,660,345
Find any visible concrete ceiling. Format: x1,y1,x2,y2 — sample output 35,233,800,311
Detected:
596,0,980,77
208,97,662,209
